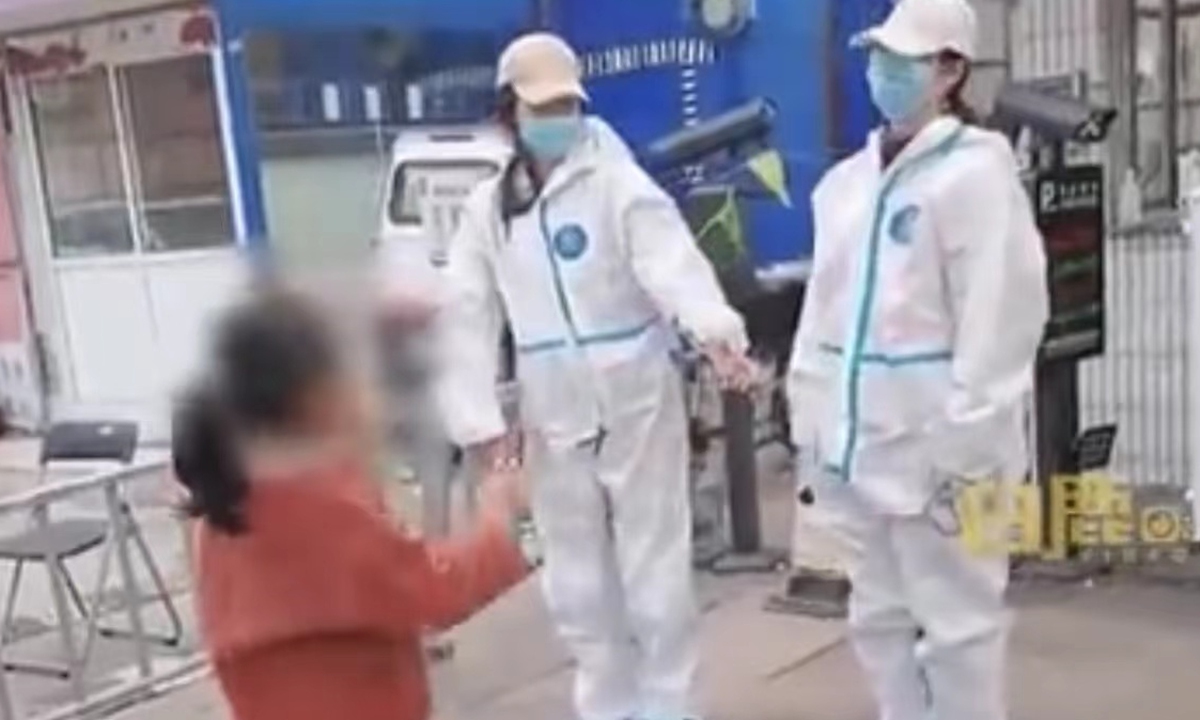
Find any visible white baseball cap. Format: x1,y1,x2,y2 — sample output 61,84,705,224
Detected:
496,32,589,106
852,0,978,60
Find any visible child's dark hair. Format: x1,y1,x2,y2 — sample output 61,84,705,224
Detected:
494,84,542,225
172,287,341,535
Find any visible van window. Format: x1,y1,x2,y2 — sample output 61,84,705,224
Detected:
388,160,500,227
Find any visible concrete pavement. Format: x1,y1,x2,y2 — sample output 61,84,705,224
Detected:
3,434,1200,720
103,573,1200,720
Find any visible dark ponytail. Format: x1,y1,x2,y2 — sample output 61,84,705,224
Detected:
171,287,342,536
940,51,979,125
946,85,979,125
173,383,248,535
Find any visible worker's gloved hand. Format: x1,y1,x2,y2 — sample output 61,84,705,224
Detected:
701,342,759,393
472,431,524,473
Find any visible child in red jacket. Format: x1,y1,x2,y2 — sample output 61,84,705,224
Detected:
173,286,530,720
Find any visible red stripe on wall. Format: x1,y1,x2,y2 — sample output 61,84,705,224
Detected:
0,153,15,266
0,125,25,343
0,268,24,343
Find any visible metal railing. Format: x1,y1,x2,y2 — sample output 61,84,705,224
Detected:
1078,212,1193,491
0,460,203,720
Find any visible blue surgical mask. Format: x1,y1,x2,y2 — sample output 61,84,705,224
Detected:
866,49,935,124
518,116,582,161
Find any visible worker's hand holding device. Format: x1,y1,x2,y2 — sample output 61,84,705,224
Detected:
702,341,759,393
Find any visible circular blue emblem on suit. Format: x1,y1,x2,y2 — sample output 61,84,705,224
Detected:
888,204,921,245
552,224,589,261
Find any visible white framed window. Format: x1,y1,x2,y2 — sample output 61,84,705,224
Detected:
28,54,234,259
30,67,132,258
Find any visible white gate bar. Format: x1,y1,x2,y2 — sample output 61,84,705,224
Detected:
1188,189,1200,540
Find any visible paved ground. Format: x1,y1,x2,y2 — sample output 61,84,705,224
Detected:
85,431,1200,720
103,575,1200,720
2,422,1200,720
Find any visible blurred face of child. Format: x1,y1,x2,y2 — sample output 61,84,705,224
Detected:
290,370,378,453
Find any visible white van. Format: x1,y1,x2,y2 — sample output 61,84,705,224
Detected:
375,125,511,302
372,126,512,523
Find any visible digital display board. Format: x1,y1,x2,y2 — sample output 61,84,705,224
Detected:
1033,165,1106,362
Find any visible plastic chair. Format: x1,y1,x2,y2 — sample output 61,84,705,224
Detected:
0,421,183,681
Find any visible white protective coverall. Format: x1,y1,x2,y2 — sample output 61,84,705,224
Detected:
787,116,1048,720
436,116,748,720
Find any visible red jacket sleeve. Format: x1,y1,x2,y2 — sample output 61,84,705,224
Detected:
196,482,531,659
353,507,531,633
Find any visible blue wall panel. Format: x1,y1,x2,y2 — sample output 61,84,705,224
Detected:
211,0,894,263
735,0,832,265
551,0,888,266
551,2,694,150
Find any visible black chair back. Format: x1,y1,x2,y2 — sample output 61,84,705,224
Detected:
39,421,139,467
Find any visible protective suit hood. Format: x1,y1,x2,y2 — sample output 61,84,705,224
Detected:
535,115,637,197
581,115,636,160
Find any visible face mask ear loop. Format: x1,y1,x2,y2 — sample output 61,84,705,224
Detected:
495,87,542,232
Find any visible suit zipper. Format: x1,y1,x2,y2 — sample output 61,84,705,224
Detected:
537,200,606,450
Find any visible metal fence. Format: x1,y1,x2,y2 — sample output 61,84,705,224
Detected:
1003,0,1200,207
0,461,202,720
1078,212,1192,490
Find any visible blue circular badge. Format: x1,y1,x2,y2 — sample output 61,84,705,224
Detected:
552,224,589,261
888,204,921,246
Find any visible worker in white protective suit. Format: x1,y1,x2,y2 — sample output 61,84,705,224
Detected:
786,1,1049,720
434,32,756,720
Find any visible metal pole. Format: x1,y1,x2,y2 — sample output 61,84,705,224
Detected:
34,504,85,698
1125,0,1140,176
722,390,761,553
1034,360,1081,542
1000,0,1012,82
1164,0,1180,205
1105,0,1137,216
710,389,788,575
0,658,13,720
106,484,153,680
1187,188,1200,539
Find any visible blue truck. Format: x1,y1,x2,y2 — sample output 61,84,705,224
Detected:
220,0,891,322
551,0,889,268
215,0,895,570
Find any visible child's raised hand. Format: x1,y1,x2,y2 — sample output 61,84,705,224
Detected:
480,430,523,473
478,464,531,522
